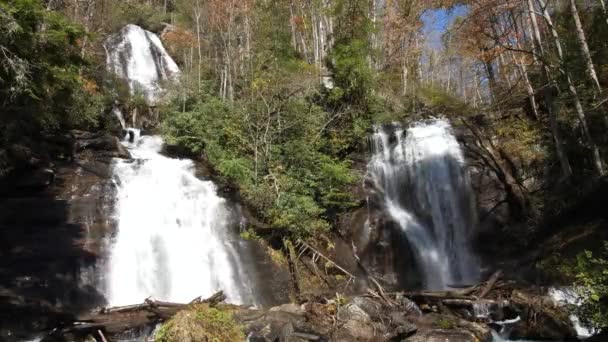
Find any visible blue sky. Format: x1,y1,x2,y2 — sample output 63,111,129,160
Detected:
421,5,468,50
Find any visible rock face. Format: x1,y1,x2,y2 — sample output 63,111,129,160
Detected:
0,131,128,341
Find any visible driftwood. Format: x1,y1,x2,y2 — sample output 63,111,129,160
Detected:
402,270,504,304
44,291,226,339
478,270,503,299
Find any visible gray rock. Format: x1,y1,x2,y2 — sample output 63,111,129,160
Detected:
395,293,423,316
77,160,113,179
337,303,371,323
389,321,418,339
352,296,383,319
269,303,306,316
73,131,131,159
334,319,375,341
405,328,478,342
334,303,376,341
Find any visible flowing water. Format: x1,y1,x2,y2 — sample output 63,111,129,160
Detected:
107,132,256,306
105,24,179,104
549,288,594,339
104,25,260,307
367,119,477,289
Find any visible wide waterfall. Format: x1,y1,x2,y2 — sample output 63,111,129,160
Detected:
105,24,179,104
367,119,477,289
107,132,256,306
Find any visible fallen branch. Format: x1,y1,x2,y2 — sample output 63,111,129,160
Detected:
43,291,226,340
479,270,503,299
402,269,505,304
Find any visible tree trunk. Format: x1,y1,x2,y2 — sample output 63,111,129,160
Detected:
509,10,539,119
527,0,573,180
599,0,608,25
569,0,602,93
538,0,604,175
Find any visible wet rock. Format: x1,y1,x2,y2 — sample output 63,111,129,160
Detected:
73,131,131,159
508,290,577,340
76,160,113,179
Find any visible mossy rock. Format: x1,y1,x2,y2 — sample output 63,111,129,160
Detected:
155,304,244,342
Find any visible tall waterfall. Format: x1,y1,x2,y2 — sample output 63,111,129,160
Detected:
367,119,477,289
105,24,179,104
104,25,257,306
107,133,255,305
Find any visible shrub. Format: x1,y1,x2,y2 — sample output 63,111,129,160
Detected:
155,304,244,342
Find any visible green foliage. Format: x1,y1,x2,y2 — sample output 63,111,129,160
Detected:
418,86,470,117
328,39,374,106
436,315,458,329
0,0,109,143
155,304,244,342
566,243,608,330
327,0,374,107
106,1,169,33
162,72,359,238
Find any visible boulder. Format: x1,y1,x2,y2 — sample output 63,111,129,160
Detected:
334,303,376,341
73,131,131,159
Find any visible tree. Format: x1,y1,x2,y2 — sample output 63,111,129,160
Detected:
0,0,105,137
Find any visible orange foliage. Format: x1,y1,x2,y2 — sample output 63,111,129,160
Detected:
81,77,98,94
163,28,196,57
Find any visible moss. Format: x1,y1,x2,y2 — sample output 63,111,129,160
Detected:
267,246,287,267
155,304,244,342
239,228,260,241
436,316,457,330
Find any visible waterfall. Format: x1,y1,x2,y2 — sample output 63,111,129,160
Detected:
104,25,258,307
105,24,179,104
107,134,256,306
367,119,477,289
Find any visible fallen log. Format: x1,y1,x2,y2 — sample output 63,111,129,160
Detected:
43,291,226,340
401,269,505,305
478,270,502,299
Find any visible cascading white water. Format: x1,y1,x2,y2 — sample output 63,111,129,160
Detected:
107,133,255,306
549,288,594,339
104,25,257,307
105,24,179,104
367,119,477,289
